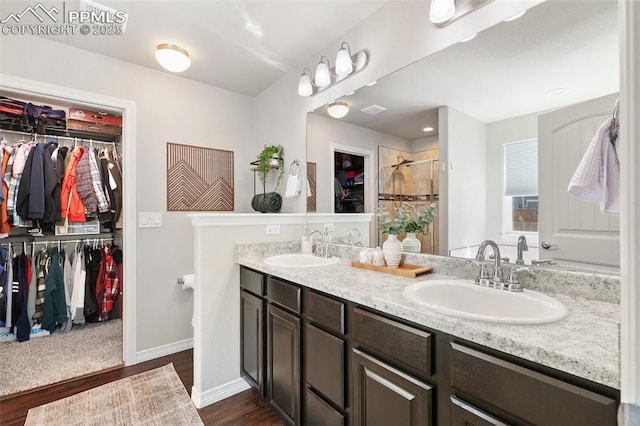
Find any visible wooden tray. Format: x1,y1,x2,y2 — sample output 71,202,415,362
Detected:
351,261,433,278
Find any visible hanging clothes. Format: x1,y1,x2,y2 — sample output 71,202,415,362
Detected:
9,142,34,228
83,245,100,322
32,248,48,324
75,148,97,219
42,247,67,333
70,247,86,325
0,147,13,235
12,251,30,342
26,249,36,327
61,146,86,222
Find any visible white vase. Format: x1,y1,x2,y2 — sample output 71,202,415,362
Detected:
402,232,421,253
382,234,403,268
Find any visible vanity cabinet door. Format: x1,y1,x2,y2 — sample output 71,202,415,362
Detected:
306,323,345,408
267,304,301,426
241,290,264,394
352,348,432,426
450,396,510,426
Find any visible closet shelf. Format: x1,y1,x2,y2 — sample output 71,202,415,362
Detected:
0,232,115,245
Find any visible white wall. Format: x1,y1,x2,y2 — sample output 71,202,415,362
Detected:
443,107,488,253
306,113,410,213
411,135,439,152
486,113,538,242
0,35,255,353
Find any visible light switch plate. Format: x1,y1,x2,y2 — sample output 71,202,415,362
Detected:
139,212,162,228
266,224,281,235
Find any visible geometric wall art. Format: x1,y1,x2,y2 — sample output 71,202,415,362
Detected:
166,142,234,211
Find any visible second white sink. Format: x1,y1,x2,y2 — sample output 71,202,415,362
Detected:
403,279,568,325
264,253,341,268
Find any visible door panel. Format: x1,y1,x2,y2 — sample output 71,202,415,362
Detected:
538,93,620,267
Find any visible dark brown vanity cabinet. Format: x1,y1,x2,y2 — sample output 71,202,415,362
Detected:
305,290,348,426
266,277,302,426
240,267,265,395
239,267,619,426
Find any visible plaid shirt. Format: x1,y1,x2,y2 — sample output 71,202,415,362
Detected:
97,246,119,322
75,148,97,217
9,144,34,227
89,149,109,213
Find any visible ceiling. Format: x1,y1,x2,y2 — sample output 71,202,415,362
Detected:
19,0,389,96
312,0,619,140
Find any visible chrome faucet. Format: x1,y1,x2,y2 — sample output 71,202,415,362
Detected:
308,230,329,258
516,235,528,265
475,240,503,288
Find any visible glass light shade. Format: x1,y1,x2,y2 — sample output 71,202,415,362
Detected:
155,44,191,72
298,72,313,96
315,59,331,87
430,0,456,24
335,44,353,76
327,102,349,119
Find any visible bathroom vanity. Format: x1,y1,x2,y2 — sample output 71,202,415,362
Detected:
237,252,620,426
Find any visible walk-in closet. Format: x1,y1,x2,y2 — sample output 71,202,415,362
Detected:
0,93,125,397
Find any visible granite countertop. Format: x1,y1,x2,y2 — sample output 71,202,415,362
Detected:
237,254,620,390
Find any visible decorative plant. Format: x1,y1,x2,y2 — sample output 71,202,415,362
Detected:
399,202,438,234
257,144,285,190
377,201,437,235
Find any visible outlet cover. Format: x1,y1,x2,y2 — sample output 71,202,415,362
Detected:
139,212,162,228
266,224,281,235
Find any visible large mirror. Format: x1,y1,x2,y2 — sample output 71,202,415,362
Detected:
306,0,620,272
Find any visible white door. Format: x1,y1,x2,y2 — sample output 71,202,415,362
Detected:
538,93,619,267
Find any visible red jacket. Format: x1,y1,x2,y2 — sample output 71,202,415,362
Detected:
61,146,86,222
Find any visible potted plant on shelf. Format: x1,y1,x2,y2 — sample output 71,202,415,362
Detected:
256,144,285,191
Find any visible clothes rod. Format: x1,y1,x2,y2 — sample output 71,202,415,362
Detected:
0,237,114,246
0,128,119,146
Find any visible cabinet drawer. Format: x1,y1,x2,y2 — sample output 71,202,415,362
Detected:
450,342,617,426
306,388,344,426
240,267,264,296
267,277,301,314
450,396,509,426
306,290,345,335
306,324,345,408
353,307,432,378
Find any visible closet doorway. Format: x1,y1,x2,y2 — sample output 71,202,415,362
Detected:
330,143,375,216
0,75,136,397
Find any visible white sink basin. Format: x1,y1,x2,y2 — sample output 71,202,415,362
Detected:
264,253,341,268
403,279,568,325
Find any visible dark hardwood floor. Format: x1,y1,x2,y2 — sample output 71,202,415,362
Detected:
0,349,284,425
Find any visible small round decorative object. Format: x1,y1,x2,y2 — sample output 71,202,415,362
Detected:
382,234,403,268
402,232,421,253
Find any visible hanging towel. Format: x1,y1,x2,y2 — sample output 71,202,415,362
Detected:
285,161,302,198
567,117,620,214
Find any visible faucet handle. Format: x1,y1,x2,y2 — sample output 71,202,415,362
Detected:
488,254,510,263
505,267,534,292
466,259,492,286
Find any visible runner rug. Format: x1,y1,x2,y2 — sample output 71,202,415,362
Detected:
24,363,203,425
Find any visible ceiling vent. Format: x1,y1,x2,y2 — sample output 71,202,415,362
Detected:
80,0,128,33
360,104,387,115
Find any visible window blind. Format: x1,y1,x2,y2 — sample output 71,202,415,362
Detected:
504,140,538,196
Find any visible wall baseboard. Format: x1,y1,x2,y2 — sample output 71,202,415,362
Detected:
191,378,251,409
135,338,194,363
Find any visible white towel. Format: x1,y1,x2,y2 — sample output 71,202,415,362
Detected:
285,164,302,198
567,118,620,214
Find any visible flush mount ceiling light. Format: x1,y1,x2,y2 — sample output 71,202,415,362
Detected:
327,101,349,119
546,87,569,96
297,41,369,97
459,33,477,43
423,126,435,132
365,80,377,87
430,0,494,27
155,43,191,72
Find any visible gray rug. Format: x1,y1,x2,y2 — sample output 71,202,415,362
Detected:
25,363,203,425
0,320,123,397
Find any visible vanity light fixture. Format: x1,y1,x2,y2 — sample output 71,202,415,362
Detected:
430,0,456,25
297,42,369,97
430,0,493,28
327,101,350,119
155,43,191,72
423,126,435,132
504,10,527,22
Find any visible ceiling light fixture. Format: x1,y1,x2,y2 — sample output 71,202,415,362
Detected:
423,127,435,132
459,33,477,42
430,0,456,25
155,43,191,73
365,80,377,87
504,10,527,22
327,101,349,119
297,41,369,97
